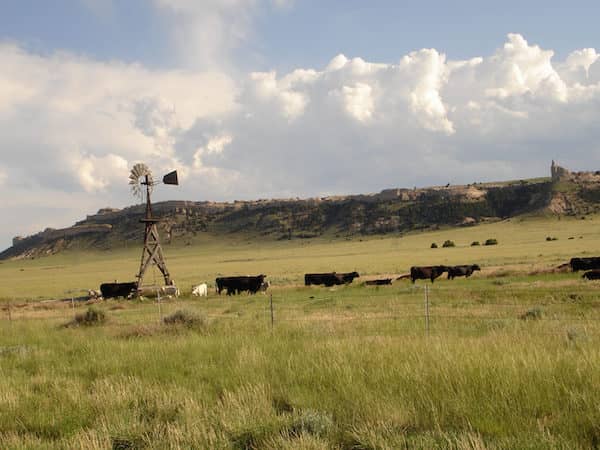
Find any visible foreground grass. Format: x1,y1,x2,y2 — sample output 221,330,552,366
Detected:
0,215,599,448
1,277,599,449
1,318,599,449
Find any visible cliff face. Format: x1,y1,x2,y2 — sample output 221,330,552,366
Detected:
2,168,600,260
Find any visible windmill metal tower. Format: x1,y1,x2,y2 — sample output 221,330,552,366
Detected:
129,163,179,289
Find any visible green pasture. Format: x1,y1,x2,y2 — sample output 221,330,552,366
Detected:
0,214,598,300
0,215,599,448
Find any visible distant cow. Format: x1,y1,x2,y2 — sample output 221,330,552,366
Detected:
447,264,481,280
364,278,392,286
216,275,266,295
410,266,448,283
259,281,270,292
339,271,360,284
305,273,338,286
570,257,600,272
192,283,208,297
87,289,102,299
100,281,138,299
304,272,359,286
582,270,600,280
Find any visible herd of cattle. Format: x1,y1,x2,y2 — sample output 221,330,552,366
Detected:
97,257,600,299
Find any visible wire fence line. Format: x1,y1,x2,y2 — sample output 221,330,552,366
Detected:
2,287,599,338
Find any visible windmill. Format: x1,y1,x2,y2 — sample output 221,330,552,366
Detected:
129,163,179,291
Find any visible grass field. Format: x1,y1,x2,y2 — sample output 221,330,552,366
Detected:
0,215,599,449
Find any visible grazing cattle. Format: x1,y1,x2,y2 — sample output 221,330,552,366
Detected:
87,289,102,299
100,281,138,299
410,266,448,283
339,271,360,284
364,278,392,286
216,275,266,295
447,264,481,280
305,273,338,286
259,281,270,292
582,270,600,280
192,283,208,297
570,257,600,272
304,272,360,286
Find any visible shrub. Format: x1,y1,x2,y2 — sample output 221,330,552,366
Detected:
163,309,208,332
471,241,480,246
520,307,543,320
64,306,107,327
484,238,498,246
289,409,333,438
546,236,558,241
442,240,455,248
430,242,438,248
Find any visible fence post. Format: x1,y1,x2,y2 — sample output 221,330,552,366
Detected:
71,297,75,320
425,285,430,336
157,289,163,323
269,293,274,332
7,300,12,322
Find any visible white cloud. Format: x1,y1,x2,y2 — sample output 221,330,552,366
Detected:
559,48,600,85
71,153,129,193
339,82,374,122
0,42,236,189
193,134,233,169
152,0,258,69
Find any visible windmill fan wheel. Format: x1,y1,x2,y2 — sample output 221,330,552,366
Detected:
129,163,154,199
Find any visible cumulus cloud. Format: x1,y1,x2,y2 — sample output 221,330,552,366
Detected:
153,0,259,69
2,33,600,249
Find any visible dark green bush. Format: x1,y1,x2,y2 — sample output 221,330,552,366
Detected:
430,243,438,248
65,307,107,327
442,240,455,248
484,238,498,246
471,241,480,246
163,310,208,332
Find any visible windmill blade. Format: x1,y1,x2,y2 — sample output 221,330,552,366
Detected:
129,163,153,200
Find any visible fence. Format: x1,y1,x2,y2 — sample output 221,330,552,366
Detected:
2,284,600,339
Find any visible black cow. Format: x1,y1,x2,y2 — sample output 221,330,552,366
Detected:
305,273,339,286
216,275,266,295
582,270,600,280
570,257,600,272
304,272,359,286
364,278,392,286
100,281,138,299
410,266,448,283
447,264,481,280
339,271,360,284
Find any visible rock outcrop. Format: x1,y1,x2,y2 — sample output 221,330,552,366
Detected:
3,163,600,260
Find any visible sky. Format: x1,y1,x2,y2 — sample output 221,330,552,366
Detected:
1,0,600,250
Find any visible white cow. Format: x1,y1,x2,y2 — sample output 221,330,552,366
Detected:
192,283,208,297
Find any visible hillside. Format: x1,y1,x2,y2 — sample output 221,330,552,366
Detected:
3,162,600,260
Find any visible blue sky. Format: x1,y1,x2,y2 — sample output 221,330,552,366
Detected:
0,0,599,250
2,1,598,70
